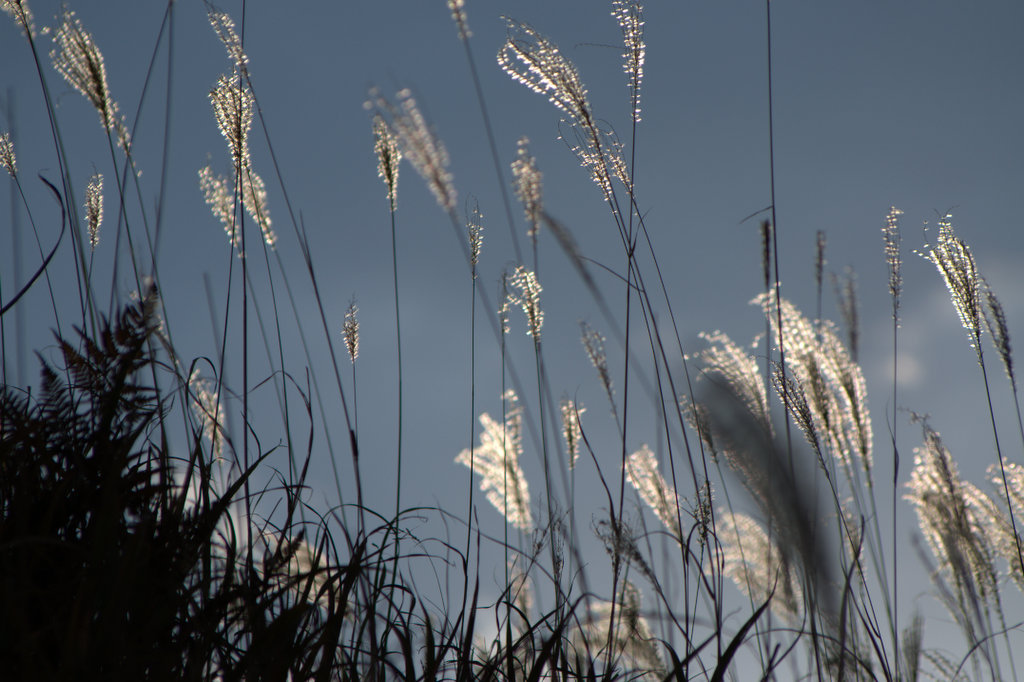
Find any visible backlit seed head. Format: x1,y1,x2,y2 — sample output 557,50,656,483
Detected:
208,9,248,74
455,391,533,531
612,0,645,122
368,89,455,212
919,214,983,352
467,201,483,274
210,73,254,171
560,398,584,468
198,165,241,253
51,9,129,149
1,0,34,37
343,299,359,363
882,206,903,309
0,132,15,177
511,137,543,240
85,172,103,250
372,115,401,212
501,266,543,339
447,0,471,41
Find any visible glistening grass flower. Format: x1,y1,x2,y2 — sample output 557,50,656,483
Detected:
719,510,802,620
456,391,533,531
373,115,401,212
240,167,274,248
560,397,584,469
498,18,592,128
905,418,999,603
467,202,483,274
208,9,248,75
189,369,226,461
0,132,15,177
612,0,645,122
368,89,456,212
755,293,873,480
511,137,543,240
577,580,664,678
447,0,470,41
210,72,254,172
882,206,903,313
0,0,33,37
343,299,359,363
920,214,983,353
51,9,129,150
581,321,613,400
85,172,103,250
626,444,681,538
502,266,543,339
198,165,240,252
692,330,770,431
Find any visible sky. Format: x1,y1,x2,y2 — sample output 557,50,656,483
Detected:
3,0,1024,670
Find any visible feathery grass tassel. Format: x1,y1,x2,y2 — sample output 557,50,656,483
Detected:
456,400,533,531
919,214,983,354
0,0,34,37
511,137,543,243
626,444,681,539
51,10,129,151
85,173,103,251
208,9,249,76
342,299,359,364
467,203,483,276
447,0,471,42
0,132,15,177
560,398,584,469
373,115,401,213
612,0,645,123
368,89,456,212
198,166,241,253
210,73,254,173
501,266,543,340
882,207,903,317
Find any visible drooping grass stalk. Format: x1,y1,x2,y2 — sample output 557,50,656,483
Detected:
922,216,1024,585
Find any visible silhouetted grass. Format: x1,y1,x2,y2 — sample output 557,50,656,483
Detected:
3,1,1024,680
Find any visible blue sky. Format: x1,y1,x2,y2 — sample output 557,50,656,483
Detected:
3,0,1024,669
